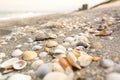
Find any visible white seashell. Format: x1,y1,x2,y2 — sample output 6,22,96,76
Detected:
62,42,70,48
16,44,22,48
67,52,81,69
43,72,69,80
53,53,66,58
13,60,27,70
31,60,44,69
78,55,93,67
0,53,6,58
0,58,19,68
11,49,23,57
36,63,52,78
28,38,33,43
106,72,120,80
32,45,42,51
56,45,66,51
7,73,31,80
54,49,66,54
64,37,75,43
53,62,64,72
39,52,48,58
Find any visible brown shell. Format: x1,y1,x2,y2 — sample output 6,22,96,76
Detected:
22,51,37,60
46,40,58,48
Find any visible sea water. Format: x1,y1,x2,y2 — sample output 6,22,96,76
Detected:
0,0,109,21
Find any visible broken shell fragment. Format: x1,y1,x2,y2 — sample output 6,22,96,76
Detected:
22,51,37,60
92,56,101,62
72,49,81,57
78,55,93,67
13,60,27,70
11,49,23,57
46,40,58,48
67,52,81,69
31,60,44,69
95,29,113,36
52,62,64,72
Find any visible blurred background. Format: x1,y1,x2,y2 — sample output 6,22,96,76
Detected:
0,0,113,20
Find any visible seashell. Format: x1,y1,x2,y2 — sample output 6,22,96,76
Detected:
106,72,120,80
0,58,19,69
22,51,37,60
11,49,23,57
32,45,42,51
7,73,31,80
39,52,48,58
62,42,70,48
92,56,101,62
91,42,103,49
95,29,113,36
16,44,22,48
43,72,69,80
59,58,72,70
47,33,57,39
46,40,58,48
31,60,44,69
28,38,33,43
56,45,66,51
43,47,50,52
64,37,75,43
13,60,27,70
53,53,66,58
77,41,90,48
78,54,93,67
0,53,6,58
52,62,64,72
67,52,81,69
88,28,95,33
36,63,52,78
72,49,81,57
99,59,114,68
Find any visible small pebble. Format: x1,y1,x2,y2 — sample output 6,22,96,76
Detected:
99,59,114,68
106,72,120,80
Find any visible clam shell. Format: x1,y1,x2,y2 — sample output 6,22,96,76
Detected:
59,58,71,70
11,49,23,57
78,55,93,67
31,60,44,69
52,62,64,72
46,40,58,48
43,72,69,80
36,63,52,78
22,51,37,60
0,58,19,68
32,45,42,51
13,60,27,70
67,52,81,69
7,73,31,80
64,37,75,43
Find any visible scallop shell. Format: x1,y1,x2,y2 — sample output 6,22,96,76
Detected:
67,52,81,69
22,51,37,60
13,60,27,70
43,72,69,80
0,58,19,68
78,55,93,67
7,73,31,80
36,63,52,79
46,40,58,48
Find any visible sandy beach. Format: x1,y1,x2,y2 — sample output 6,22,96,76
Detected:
0,1,120,80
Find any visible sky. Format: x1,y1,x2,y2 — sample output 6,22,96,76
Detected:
0,0,108,12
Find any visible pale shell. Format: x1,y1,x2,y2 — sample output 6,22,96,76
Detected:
22,51,37,60
0,58,19,68
31,60,44,69
78,55,93,67
43,72,68,80
52,62,64,72
46,40,58,48
67,52,81,69
11,49,23,57
64,37,75,43
13,60,27,70
7,73,31,80
36,63,52,78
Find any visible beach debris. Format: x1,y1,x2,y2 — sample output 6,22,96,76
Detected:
92,56,101,62
7,73,31,80
106,72,120,80
22,51,37,60
11,49,23,57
